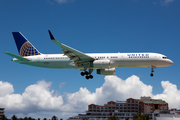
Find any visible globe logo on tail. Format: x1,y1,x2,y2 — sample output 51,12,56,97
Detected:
20,41,40,57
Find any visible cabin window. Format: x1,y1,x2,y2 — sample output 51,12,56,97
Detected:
162,56,168,59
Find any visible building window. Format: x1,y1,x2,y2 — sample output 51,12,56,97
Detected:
154,104,158,109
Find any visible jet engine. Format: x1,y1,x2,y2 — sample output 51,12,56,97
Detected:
96,68,116,75
91,60,115,69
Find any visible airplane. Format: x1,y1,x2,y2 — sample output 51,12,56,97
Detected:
5,30,173,79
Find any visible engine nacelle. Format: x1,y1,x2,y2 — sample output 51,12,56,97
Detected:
96,68,116,75
91,60,115,69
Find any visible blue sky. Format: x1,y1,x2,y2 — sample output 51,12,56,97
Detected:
0,0,180,119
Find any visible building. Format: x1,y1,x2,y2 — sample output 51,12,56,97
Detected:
140,96,168,113
156,110,180,120
68,97,168,120
0,108,5,120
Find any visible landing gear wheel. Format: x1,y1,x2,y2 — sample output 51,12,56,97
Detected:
86,76,89,80
89,75,93,79
80,69,94,79
150,67,155,77
85,71,89,75
150,73,154,77
81,72,85,76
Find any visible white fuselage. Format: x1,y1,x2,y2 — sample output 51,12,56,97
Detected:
13,53,173,69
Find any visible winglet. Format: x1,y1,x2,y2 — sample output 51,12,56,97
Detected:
48,30,56,40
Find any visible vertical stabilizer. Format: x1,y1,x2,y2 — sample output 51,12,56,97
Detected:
12,32,41,57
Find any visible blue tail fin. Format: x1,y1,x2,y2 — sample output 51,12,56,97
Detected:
12,32,41,57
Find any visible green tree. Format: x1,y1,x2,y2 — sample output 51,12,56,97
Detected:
107,116,117,120
11,115,18,120
133,111,141,120
24,116,28,120
28,117,33,120
52,116,58,120
141,114,149,120
2,115,8,120
133,111,149,120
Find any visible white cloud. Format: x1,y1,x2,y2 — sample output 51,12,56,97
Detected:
22,80,63,111
0,81,14,97
162,0,174,5
0,80,63,115
1,75,180,119
95,75,153,103
55,0,75,4
153,81,180,109
164,0,174,4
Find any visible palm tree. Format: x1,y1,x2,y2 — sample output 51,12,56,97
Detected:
28,117,33,120
107,116,117,120
133,111,149,120
11,115,18,120
24,117,28,120
52,116,58,120
133,111,141,120
141,114,149,120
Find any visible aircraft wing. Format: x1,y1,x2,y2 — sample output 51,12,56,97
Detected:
48,30,95,67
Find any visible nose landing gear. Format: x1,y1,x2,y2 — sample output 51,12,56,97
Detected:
150,67,156,77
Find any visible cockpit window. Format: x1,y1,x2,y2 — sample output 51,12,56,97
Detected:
162,56,168,59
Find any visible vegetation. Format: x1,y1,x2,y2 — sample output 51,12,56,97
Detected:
107,116,118,120
1,115,62,120
133,111,150,120
2,112,150,120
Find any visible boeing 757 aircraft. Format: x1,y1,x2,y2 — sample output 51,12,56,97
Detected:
5,30,173,79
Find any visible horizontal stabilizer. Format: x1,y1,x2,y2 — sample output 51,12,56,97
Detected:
4,52,31,61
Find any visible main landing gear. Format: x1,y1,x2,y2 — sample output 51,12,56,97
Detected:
81,70,93,80
150,67,156,77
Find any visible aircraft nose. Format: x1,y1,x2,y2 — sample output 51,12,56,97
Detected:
168,59,173,66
